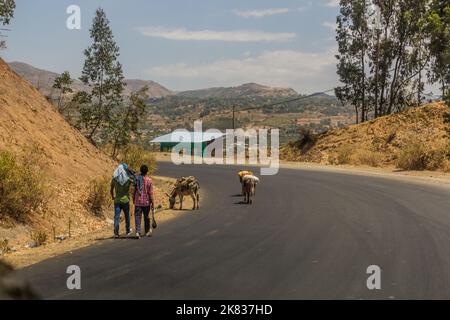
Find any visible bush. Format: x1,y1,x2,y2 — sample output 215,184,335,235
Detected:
290,128,317,154
85,176,111,216
426,148,448,171
0,239,10,255
119,145,157,174
352,149,383,167
0,148,47,221
396,143,428,170
335,144,353,165
30,230,47,247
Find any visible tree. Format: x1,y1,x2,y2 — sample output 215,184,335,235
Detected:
335,0,433,122
426,0,450,106
335,0,370,123
75,7,125,145
0,0,15,49
52,71,73,111
109,86,149,158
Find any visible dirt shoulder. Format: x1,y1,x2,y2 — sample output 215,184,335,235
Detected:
154,152,450,188
1,176,184,269
279,161,450,189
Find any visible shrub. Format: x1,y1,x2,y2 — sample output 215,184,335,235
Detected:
290,128,317,154
335,144,353,165
396,142,429,171
0,239,10,255
85,176,111,216
0,148,47,221
352,149,383,167
426,148,448,171
119,145,157,174
30,230,48,247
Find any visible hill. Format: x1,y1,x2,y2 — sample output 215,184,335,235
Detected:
124,79,172,98
281,102,450,171
177,83,298,99
1,59,115,183
0,58,117,248
8,61,173,98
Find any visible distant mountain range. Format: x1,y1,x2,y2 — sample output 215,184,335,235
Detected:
8,61,300,100
177,83,298,99
8,61,173,98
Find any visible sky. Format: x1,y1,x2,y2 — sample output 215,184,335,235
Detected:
1,0,343,93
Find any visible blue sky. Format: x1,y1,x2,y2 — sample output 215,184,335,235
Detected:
1,0,342,93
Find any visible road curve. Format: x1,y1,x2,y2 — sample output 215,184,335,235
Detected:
18,163,450,299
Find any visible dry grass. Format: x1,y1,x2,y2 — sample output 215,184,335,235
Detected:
352,149,383,167
85,176,111,217
118,145,157,174
0,146,48,222
396,141,448,171
29,230,48,247
281,102,450,172
0,239,10,255
334,144,353,165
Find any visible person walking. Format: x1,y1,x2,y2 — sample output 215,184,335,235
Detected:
110,163,133,238
133,165,155,238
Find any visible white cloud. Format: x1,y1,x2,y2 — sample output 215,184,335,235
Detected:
149,49,338,93
322,21,336,30
137,27,296,42
233,8,290,18
324,0,340,7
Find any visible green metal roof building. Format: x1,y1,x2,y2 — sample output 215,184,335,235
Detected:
150,131,224,156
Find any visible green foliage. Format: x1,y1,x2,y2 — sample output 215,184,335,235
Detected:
426,0,450,103
0,147,48,221
52,71,73,111
119,145,157,175
85,176,111,216
0,0,15,49
75,7,125,145
109,86,149,158
0,0,14,25
335,0,445,121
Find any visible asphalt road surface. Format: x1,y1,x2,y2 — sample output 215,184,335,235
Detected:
18,162,450,299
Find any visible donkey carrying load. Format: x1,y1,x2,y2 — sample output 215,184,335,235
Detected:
241,174,259,204
166,176,200,210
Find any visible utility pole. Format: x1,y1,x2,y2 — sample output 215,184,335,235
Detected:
232,105,235,130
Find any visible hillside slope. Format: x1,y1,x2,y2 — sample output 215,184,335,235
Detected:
0,58,118,246
281,102,450,171
0,59,115,183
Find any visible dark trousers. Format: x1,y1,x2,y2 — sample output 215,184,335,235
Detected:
135,206,151,234
114,202,130,235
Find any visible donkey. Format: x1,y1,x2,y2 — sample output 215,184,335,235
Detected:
242,175,259,204
166,177,200,210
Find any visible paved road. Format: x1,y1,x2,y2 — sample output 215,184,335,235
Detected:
19,163,450,299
